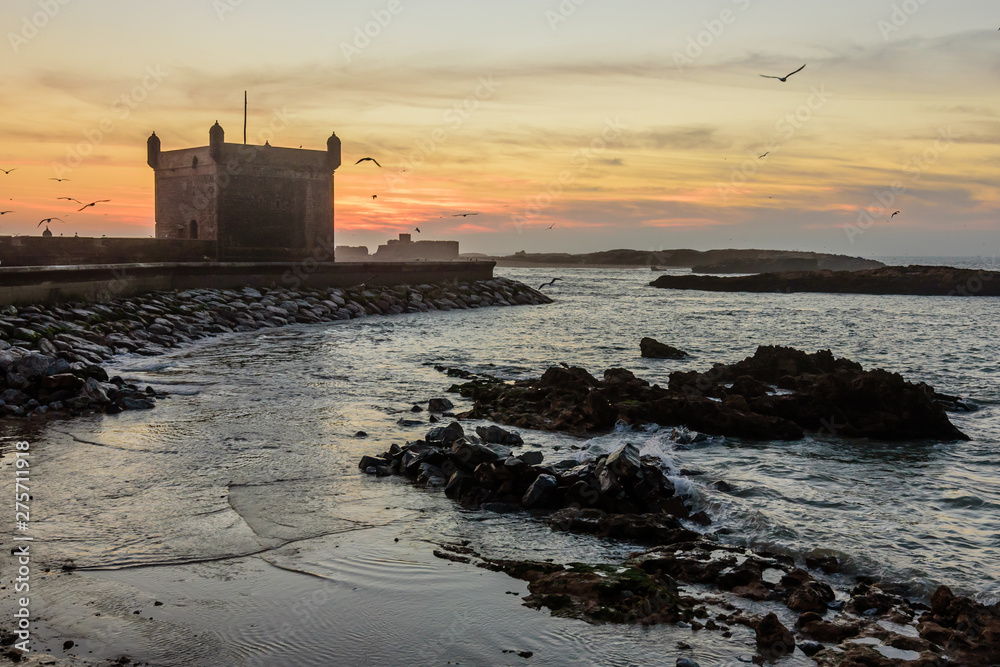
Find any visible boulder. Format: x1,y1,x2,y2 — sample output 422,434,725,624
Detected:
427,422,465,446
428,397,455,412
15,352,55,381
796,612,860,643
517,451,544,466
755,612,795,657
521,474,558,508
786,581,836,613
40,374,84,391
359,455,388,472
640,337,689,359
604,442,641,478
451,438,503,468
0,389,29,406
476,424,524,445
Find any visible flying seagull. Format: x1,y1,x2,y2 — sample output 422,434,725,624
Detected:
453,212,479,217
355,157,381,167
758,151,770,159
890,210,900,219
37,217,64,228
547,223,555,229
77,200,110,211
0,168,16,175
538,278,562,290
372,195,378,199
415,227,421,233
760,64,806,82
50,177,71,182
0,210,13,215
58,197,83,204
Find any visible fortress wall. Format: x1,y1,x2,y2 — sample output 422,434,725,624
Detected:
0,237,217,267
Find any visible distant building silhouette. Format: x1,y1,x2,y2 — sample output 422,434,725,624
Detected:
371,233,459,261
147,123,341,257
335,245,371,261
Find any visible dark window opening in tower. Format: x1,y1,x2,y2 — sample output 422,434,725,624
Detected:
192,156,199,168
190,220,199,240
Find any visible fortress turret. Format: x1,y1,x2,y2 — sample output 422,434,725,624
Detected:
209,121,225,163
326,132,342,171
147,132,160,169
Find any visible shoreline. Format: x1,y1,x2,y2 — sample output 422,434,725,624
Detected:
2,271,996,665
0,277,552,425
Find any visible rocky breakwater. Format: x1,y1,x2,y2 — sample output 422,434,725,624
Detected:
651,264,1000,297
0,278,551,421
359,423,704,536
450,345,969,441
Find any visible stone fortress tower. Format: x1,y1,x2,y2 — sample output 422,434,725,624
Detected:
147,123,341,259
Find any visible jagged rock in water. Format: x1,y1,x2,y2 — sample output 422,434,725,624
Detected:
639,337,689,359
452,345,968,442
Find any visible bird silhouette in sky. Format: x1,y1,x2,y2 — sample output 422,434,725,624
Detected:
50,177,71,182
37,217,64,228
453,212,479,217
0,168,16,175
538,278,562,289
0,210,13,215
760,64,806,82
76,200,110,211
890,210,900,219
415,227,421,233
355,157,381,167
58,197,83,204
758,151,770,159
547,223,555,229
372,195,378,199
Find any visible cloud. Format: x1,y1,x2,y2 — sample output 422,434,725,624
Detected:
641,217,727,228
640,127,728,151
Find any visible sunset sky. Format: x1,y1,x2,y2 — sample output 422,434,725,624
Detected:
2,0,998,256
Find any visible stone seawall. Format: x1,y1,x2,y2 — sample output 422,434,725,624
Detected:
0,277,552,421
0,236,218,267
0,261,496,307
